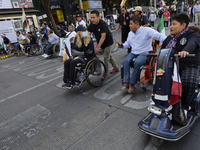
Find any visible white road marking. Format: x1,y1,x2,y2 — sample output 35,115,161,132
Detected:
124,99,151,109
0,75,62,103
36,67,63,79
0,104,49,140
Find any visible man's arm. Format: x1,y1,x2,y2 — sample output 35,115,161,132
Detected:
95,32,106,54
149,28,166,43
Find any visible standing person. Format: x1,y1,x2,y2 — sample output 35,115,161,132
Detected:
190,4,194,22
76,14,86,29
163,9,170,27
87,10,119,80
193,1,200,25
149,11,156,27
134,6,148,27
128,9,134,18
116,6,131,53
42,23,50,40
158,9,163,19
168,6,174,24
64,21,68,31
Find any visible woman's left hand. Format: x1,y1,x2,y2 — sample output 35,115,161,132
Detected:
178,51,189,58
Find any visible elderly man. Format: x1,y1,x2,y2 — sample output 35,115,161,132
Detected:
193,1,200,25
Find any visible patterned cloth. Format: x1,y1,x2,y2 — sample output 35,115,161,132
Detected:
166,27,189,53
179,65,199,110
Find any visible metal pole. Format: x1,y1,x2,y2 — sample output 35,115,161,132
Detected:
79,0,85,17
154,0,156,8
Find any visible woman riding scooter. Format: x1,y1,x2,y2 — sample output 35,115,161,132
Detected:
161,13,200,114
62,25,95,89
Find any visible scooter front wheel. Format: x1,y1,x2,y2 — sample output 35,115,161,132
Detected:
151,136,163,147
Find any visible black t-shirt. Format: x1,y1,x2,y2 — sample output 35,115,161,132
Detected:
87,19,113,48
3,37,10,44
117,13,130,31
30,35,37,44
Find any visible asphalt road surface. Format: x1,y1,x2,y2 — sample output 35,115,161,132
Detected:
0,21,200,150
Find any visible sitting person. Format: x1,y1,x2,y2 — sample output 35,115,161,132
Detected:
119,16,166,93
62,25,95,89
1,34,11,53
14,31,27,53
42,29,59,58
161,13,200,112
25,32,39,56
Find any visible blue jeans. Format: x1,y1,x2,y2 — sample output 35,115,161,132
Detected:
14,43,20,51
122,52,147,84
45,43,54,55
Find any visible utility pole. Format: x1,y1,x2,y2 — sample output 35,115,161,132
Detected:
79,0,85,17
154,0,156,8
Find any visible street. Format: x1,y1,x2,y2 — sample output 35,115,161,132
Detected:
1,21,200,150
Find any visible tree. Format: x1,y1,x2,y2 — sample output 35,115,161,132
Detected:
39,0,59,35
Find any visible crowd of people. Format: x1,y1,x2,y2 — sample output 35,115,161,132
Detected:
0,3,200,123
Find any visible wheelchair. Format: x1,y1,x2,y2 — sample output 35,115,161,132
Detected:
30,44,43,55
42,43,60,58
121,43,157,92
69,58,106,92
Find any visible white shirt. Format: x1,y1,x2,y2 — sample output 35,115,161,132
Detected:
18,34,26,40
76,20,86,28
122,26,166,54
149,14,157,21
65,31,76,43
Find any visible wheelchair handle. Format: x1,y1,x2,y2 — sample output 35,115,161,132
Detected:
174,54,195,58
147,53,157,57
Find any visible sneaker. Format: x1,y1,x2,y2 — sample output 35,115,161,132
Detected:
25,53,28,56
62,82,72,89
44,54,50,58
42,54,46,57
110,68,119,74
101,74,108,80
28,54,32,57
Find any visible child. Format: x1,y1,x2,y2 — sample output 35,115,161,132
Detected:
149,11,156,27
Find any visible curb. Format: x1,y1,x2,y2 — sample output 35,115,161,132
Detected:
0,53,15,60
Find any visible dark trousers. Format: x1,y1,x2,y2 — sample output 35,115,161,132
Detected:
164,21,168,27
122,30,131,53
63,58,83,84
25,44,33,54
179,65,199,109
190,14,193,22
150,21,154,27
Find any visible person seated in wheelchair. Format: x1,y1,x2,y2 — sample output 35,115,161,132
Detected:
161,13,200,112
62,25,95,89
25,32,39,57
1,34,11,54
118,16,166,93
14,31,27,53
42,29,59,58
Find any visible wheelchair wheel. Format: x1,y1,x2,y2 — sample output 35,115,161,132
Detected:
52,43,60,56
31,44,42,55
148,57,157,84
84,58,106,87
6,45,15,54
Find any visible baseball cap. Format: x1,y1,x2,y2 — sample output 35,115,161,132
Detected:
134,6,142,12
129,10,134,14
76,14,82,17
76,25,87,32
